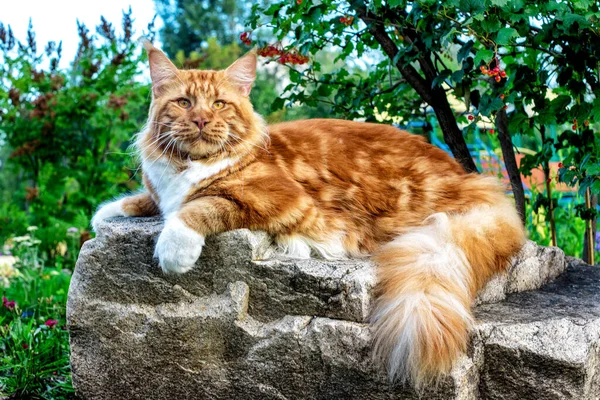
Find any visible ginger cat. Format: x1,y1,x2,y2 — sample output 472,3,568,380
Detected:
92,40,525,388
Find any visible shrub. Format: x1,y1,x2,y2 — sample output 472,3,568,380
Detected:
0,12,153,260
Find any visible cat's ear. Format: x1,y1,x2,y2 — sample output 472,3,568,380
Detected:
140,38,179,97
225,51,256,97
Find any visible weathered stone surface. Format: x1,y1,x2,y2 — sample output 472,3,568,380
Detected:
475,260,600,400
68,217,596,400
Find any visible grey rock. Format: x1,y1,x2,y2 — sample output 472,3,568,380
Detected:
68,217,596,400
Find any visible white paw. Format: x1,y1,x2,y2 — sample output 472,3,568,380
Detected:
92,199,126,232
154,216,205,274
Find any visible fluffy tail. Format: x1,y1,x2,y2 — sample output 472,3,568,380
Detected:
371,187,525,388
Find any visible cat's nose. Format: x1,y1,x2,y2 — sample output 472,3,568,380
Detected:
193,118,209,129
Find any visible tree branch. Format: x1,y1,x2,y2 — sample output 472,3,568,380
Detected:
350,0,478,173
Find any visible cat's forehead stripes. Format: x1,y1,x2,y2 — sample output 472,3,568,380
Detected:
181,70,225,99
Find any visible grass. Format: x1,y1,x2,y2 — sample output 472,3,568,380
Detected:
0,233,75,399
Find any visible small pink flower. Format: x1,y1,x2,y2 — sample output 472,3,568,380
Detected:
44,319,58,328
2,296,15,310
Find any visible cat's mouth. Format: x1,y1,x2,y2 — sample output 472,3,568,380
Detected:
172,131,223,146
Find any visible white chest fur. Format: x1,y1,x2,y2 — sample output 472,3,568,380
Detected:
143,157,237,216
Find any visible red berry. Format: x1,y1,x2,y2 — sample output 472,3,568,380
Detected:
240,31,252,45
495,75,501,82
546,178,551,183
499,94,505,100
296,0,302,4
572,124,577,130
558,162,564,168
22,343,29,349
468,115,474,121
500,70,507,78
488,129,495,134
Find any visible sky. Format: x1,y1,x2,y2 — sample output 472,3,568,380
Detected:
1,0,163,68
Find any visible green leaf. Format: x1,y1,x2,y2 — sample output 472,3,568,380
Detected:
496,27,518,45
457,40,474,63
459,0,485,13
271,97,285,111
473,49,494,66
431,69,452,88
549,95,572,115
289,69,302,84
508,112,529,134
563,13,588,29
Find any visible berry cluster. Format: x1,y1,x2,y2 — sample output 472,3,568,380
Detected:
257,45,282,57
240,31,252,45
480,65,507,83
278,51,309,65
340,16,354,26
257,45,309,65
571,118,590,130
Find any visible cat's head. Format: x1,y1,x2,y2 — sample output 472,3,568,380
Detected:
138,40,267,163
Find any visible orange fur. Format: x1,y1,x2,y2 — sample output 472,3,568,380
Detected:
96,42,527,387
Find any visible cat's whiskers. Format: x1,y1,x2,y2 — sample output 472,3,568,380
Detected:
130,132,170,179
155,137,178,185
139,132,173,163
131,132,175,180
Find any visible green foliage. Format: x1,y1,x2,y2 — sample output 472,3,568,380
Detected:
155,0,249,57
0,12,153,258
1,231,74,399
248,2,424,123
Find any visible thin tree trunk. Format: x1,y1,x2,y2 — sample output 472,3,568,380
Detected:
583,193,597,265
352,1,478,174
496,108,526,224
539,126,557,247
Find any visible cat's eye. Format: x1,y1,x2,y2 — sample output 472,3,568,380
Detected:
176,98,191,109
212,100,226,110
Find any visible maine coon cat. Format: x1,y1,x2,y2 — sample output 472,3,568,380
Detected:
92,40,526,388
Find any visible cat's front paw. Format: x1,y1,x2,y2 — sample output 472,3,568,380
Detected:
92,199,126,232
154,216,205,274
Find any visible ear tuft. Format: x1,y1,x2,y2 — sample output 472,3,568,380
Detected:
141,39,179,97
225,51,257,97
